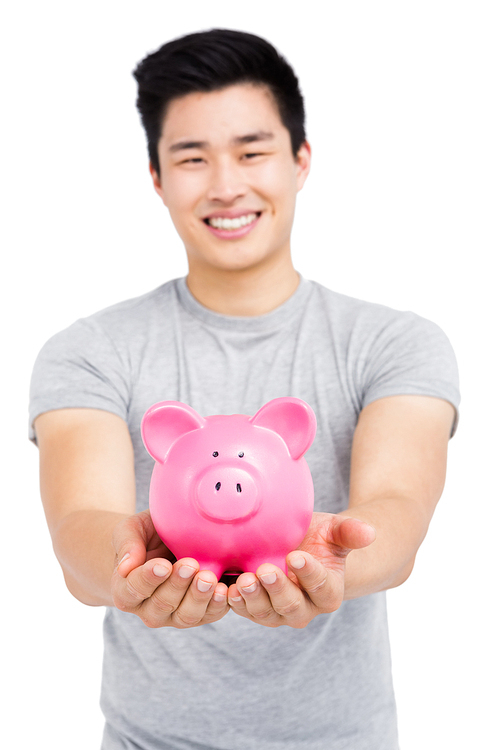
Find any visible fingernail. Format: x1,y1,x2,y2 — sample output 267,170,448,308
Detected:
153,564,170,578
178,565,197,579
212,591,226,602
229,595,242,603
289,555,306,569
259,572,277,585
241,582,257,593
197,578,213,592
118,553,130,568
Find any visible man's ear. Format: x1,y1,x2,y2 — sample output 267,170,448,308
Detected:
149,162,165,201
295,141,311,193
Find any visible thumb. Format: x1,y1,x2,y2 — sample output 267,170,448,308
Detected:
329,516,376,551
113,511,152,577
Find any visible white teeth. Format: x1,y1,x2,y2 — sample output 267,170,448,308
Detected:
207,213,258,230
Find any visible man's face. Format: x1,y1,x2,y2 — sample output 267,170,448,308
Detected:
151,84,311,275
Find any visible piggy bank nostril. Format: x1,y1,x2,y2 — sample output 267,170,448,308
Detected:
236,483,242,493
215,482,221,491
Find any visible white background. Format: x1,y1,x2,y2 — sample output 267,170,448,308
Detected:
2,1,498,748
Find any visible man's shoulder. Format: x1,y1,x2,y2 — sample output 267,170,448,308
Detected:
88,278,180,327
37,279,182,360
305,279,452,353
307,279,418,326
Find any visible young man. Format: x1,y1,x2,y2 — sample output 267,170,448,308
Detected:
30,29,459,750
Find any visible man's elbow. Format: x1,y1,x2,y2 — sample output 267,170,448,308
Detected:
389,555,417,590
60,568,109,607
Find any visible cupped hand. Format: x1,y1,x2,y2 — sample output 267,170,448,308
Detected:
111,510,229,628
227,512,376,629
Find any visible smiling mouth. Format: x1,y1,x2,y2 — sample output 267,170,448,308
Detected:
203,212,260,231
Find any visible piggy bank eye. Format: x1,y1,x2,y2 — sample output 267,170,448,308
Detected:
238,452,244,458
212,451,219,457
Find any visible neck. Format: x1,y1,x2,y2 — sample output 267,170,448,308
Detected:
186,257,300,316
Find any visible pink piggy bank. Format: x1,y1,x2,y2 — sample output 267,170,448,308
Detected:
141,397,316,579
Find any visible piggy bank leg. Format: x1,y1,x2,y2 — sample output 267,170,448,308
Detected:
196,560,226,581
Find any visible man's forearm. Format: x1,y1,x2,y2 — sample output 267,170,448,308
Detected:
339,496,431,600
52,509,130,607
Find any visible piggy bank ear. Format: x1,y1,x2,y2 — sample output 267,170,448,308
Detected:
141,401,206,463
249,397,316,459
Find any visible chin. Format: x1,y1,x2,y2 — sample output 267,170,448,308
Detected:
191,246,273,274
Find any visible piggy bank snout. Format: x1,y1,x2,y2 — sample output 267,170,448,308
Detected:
195,465,260,523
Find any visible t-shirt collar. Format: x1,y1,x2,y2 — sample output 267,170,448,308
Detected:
175,275,311,333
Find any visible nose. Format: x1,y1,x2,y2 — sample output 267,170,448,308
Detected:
195,466,259,522
206,158,247,204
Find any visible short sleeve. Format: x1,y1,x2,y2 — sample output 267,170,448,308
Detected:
358,312,460,436
29,318,131,443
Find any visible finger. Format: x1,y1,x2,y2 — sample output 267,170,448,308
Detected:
232,573,282,626
329,517,376,551
203,583,230,623
254,566,313,627
113,556,174,611
135,558,201,627
227,581,253,619
113,511,155,577
145,557,199,613
286,551,343,612
168,569,219,629
211,582,229,606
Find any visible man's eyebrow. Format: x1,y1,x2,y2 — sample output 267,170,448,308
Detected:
169,140,209,153
168,131,275,153
232,131,275,145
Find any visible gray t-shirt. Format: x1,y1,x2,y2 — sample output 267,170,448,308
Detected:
29,277,460,750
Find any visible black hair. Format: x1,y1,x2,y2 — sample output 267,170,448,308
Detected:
133,29,306,173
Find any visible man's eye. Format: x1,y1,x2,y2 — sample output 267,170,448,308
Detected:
242,152,263,160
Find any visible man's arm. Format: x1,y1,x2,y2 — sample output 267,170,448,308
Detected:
343,393,454,598
227,395,456,627
35,408,230,627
